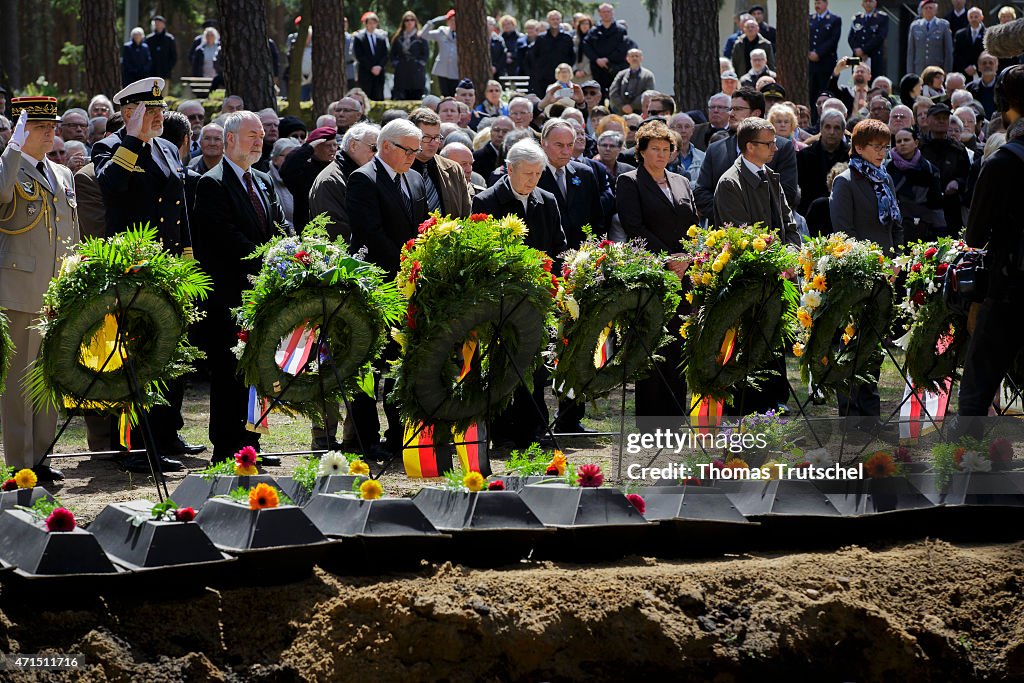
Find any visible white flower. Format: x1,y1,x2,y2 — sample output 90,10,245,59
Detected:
926,279,938,295
318,451,348,476
800,290,822,308
571,250,590,269
816,256,829,272
804,447,833,468
958,451,991,473
893,329,913,350
230,339,246,360
59,254,83,277
893,253,913,270
565,295,580,320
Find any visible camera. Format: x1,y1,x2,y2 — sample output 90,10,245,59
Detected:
847,57,862,66
943,249,988,316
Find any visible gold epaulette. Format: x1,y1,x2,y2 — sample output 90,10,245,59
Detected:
112,146,141,172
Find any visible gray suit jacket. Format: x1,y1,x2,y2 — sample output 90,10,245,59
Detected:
608,66,656,114
694,133,799,218
828,167,902,253
0,145,79,313
907,17,953,73
713,156,799,246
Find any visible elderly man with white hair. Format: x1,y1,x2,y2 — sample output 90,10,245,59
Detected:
889,104,915,133
440,142,487,192
740,48,776,88
472,138,566,448
668,112,706,181
796,108,849,215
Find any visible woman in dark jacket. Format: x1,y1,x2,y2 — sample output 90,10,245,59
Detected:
390,11,429,100
883,127,945,243
121,27,152,86
898,73,923,109
499,15,523,77
828,118,902,432
616,120,698,420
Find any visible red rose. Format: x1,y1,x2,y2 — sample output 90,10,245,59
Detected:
470,212,491,222
625,493,646,515
234,445,258,469
487,480,505,491
404,238,417,251
175,507,196,522
893,446,912,463
236,330,249,343
418,216,437,234
936,263,949,276
911,290,927,305
924,247,938,259
1,479,16,492
410,261,422,281
577,463,604,487
911,263,922,272
293,250,312,265
45,507,76,533
548,273,559,297
989,438,1013,463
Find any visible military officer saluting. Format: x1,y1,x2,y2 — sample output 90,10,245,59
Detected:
92,77,204,473
0,97,79,481
848,0,889,77
809,0,842,112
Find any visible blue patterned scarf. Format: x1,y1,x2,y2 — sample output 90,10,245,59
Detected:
850,157,902,225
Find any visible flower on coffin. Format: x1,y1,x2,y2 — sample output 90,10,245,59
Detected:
174,507,196,522
548,450,567,476
248,482,279,509
487,480,506,491
625,493,645,515
318,452,348,476
234,445,259,476
989,438,1013,463
45,507,76,532
463,471,486,492
360,479,383,500
1,479,17,492
348,459,371,476
577,463,604,487
864,451,896,478
958,450,991,472
14,468,37,490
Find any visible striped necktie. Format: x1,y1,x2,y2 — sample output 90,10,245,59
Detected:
421,168,441,213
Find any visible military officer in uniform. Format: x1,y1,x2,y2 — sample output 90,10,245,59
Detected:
906,0,953,75
809,0,842,116
91,77,204,473
848,0,889,77
0,98,79,480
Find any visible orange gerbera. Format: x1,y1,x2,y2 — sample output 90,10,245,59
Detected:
811,274,827,291
248,482,280,509
797,308,813,328
864,451,896,478
548,450,567,476
722,458,749,470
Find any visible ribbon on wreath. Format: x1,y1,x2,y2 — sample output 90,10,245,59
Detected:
455,422,490,476
689,328,737,434
594,322,615,369
899,379,951,443
402,422,451,478
275,322,320,375
457,332,478,382
118,409,132,449
245,385,270,434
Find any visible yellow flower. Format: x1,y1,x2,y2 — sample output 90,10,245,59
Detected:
842,333,853,345
400,278,416,298
685,292,694,304
686,225,698,238
811,274,827,291
711,259,724,272
498,214,528,236
548,450,567,475
792,342,805,357
248,483,279,510
844,324,856,337
833,243,851,257
234,464,258,476
360,479,383,500
797,308,813,328
739,239,749,250
803,263,814,280
701,272,712,285
719,249,731,263
679,321,691,339
14,468,37,489
463,471,486,492
752,238,766,252
349,459,371,476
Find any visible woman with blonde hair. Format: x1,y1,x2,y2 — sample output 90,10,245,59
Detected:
767,103,805,151
391,11,429,99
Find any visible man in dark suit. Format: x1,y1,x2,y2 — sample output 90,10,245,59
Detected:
194,111,287,465
280,125,336,230
796,109,848,215
473,115,512,179
346,119,428,456
353,12,388,101
472,138,566,447
809,0,842,110
848,0,889,77
945,0,969,36
408,107,471,218
92,78,202,472
527,10,575,96
691,93,732,151
713,117,799,416
693,87,798,218
953,7,986,78
538,118,604,433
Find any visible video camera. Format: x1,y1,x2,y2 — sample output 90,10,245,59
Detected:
943,249,988,317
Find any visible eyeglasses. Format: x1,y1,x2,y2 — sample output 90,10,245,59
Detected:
867,143,892,152
628,125,639,131
391,141,421,157
647,109,664,116
597,143,621,149
729,106,751,113
750,139,777,148
421,134,445,143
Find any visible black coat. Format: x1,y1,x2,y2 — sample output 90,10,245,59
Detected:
528,30,575,95
472,176,567,260
121,41,152,85
616,165,698,253
346,158,428,276
965,140,1024,295
280,143,331,230
953,25,985,75
145,29,177,79
796,139,850,214
537,160,605,248
499,30,524,76
354,30,388,99
92,130,191,254
473,143,501,179
390,32,429,97
582,22,630,76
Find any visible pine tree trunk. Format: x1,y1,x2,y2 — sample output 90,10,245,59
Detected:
776,1,809,109
455,0,490,105
216,0,276,111
0,0,20,90
312,0,345,116
286,0,311,115
81,0,119,96
673,0,719,113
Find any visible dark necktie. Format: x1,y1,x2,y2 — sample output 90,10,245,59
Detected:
758,170,783,232
244,170,268,235
395,173,413,217
35,162,51,192
421,168,440,213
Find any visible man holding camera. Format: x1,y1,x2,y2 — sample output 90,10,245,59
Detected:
954,65,1024,437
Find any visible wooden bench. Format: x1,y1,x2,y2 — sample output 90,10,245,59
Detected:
180,77,215,99
499,75,530,95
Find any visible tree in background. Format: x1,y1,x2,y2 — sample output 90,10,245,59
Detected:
286,1,311,116
775,1,809,110
81,0,119,99
311,0,346,116
216,0,276,111
673,0,719,113
456,0,490,105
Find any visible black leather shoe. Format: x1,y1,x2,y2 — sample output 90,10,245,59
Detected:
311,439,345,452
120,454,184,473
159,437,207,456
259,454,282,467
33,464,64,482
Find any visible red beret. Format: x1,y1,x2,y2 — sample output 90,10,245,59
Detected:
307,126,337,143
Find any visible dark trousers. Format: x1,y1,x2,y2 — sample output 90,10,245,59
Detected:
592,64,614,97
148,377,185,448
208,315,260,462
956,297,1024,437
349,341,401,452
358,71,385,101
393,88,425,100
723,349,791,416
836,378,881,428
493,367,549,447
635,337,687,420
437,76,458,97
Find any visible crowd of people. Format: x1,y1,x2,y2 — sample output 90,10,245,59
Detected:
2,1,1024,480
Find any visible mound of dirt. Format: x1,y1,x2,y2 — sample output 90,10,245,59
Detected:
1,539,1023,682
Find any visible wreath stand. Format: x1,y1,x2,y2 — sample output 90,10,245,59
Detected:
43,285,171,501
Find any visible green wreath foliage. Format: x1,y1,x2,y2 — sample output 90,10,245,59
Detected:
794,233,894,392
234,216,404,421
678,224,799,402
898,238,970,393
27,225,211,413
551,236,680,402
391,212,555,432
